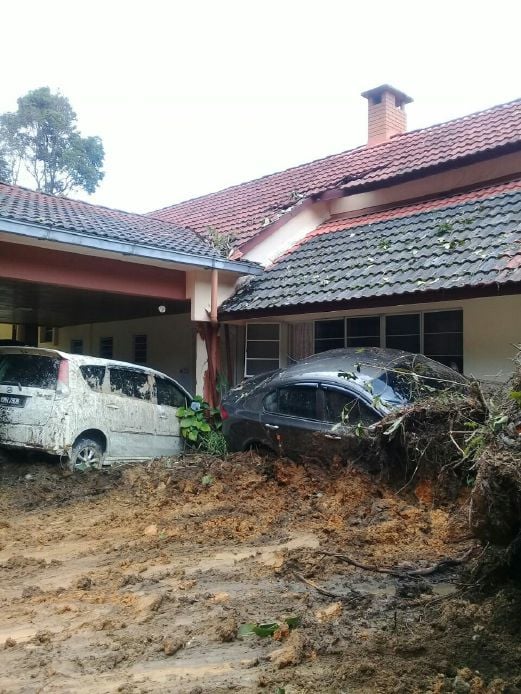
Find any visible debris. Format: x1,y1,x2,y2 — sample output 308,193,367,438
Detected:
143,523,158,536
76,576,92,591
4,638,16,648
315,602,343,622
269,630,306,669
291,569,361,602
214,615,238,642
321,547,475,577
162,638,184,656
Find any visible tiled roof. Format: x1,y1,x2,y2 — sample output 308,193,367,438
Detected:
219,180,521,317
0,182,223,259
151,99,521,248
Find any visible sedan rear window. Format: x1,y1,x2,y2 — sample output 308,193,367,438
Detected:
323,388,379,426
0,354,59,390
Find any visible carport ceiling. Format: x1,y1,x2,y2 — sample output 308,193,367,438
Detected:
0,278,189,326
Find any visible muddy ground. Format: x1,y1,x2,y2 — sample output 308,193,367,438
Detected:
0,452,520,693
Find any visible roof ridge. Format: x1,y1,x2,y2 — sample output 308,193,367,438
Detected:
150,96,521,216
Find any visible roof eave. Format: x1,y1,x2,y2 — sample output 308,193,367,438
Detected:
0,216,263,275
219,281,521,321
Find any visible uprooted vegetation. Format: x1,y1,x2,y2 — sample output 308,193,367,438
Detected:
0,358,521,692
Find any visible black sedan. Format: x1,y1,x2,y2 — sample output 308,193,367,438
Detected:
221,348,467,460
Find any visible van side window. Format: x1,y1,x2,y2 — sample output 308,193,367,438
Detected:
80,365,106,392
156,376,187,407
110,367,151,400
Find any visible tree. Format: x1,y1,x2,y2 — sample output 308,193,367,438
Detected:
0,87,104,196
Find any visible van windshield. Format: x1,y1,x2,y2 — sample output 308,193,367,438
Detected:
0,354,60,390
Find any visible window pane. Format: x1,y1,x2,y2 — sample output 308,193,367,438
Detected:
424,310,462,334
315,320,344,340
247,324,279,340
346,317,380,338
80,365,105,391
346,335,381,348
423,333,463,356
100,337,113,359
70,339,83,354
386,335,421,353
315,338,344,353
110,368,150,400
278,386,317,419
386,314,420,336
323,388,379,425
246,359,280,376
247,341,280,359
156,376,186,407
134,335,147,364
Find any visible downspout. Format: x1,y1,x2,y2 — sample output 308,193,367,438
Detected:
210,269,218,325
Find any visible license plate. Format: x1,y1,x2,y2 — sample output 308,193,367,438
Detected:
0,395,24,407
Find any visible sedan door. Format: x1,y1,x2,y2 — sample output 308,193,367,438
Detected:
260,383,324,459
317,385,381,461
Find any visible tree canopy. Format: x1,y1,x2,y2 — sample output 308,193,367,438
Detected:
0,87,104,196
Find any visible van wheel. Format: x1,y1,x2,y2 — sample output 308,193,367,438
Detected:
68,438,104,472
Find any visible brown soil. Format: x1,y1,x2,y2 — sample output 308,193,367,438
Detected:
0,452,520,693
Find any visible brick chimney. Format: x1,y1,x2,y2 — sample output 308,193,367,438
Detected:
361,84,413,146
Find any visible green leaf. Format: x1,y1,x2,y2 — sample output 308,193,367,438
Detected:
179,418,193,428
198,422,211,432
384,415,405,438
286,619,300,628
338,371,356,380
201,474,214,486
510,391,521,403
188,430,198,442
253,622,279,637
237,623,258,637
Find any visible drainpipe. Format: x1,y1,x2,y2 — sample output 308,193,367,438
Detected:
210,268,218,325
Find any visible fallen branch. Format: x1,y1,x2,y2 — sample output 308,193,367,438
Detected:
320,547,475,578
291,570,362,603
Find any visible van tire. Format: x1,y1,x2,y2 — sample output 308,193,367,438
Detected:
68,437,104,472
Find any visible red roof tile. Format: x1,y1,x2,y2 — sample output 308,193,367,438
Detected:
151,99,521,248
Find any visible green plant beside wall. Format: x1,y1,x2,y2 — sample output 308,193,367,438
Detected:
176,395,227,455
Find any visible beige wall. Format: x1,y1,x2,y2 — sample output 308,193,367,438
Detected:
238,294,521,383
40,313,197,393
0,324,12,340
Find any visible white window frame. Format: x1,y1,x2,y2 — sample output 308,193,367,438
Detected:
244,323,281,377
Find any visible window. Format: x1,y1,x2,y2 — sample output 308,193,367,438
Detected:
346,317,380,348
70,339,83,354
314,319,344,353
245,324,280,377
385,314,420,353
322,387,379,426
40,327,54,343
264,385,318,420
313,310,463,371
155,376,187,407
424,310,463,372
80,365,105,392
109,367,151,400
99,337,113,359
134,335,147,364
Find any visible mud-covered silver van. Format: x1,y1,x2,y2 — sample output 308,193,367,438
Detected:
0,347,192,470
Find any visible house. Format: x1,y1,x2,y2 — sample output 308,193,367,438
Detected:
1,85,520,396
0,183,261,401
153,86,521,383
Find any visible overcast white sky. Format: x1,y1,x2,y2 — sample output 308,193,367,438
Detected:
2,0,520,214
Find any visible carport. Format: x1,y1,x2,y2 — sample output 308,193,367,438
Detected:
0,182,260,400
